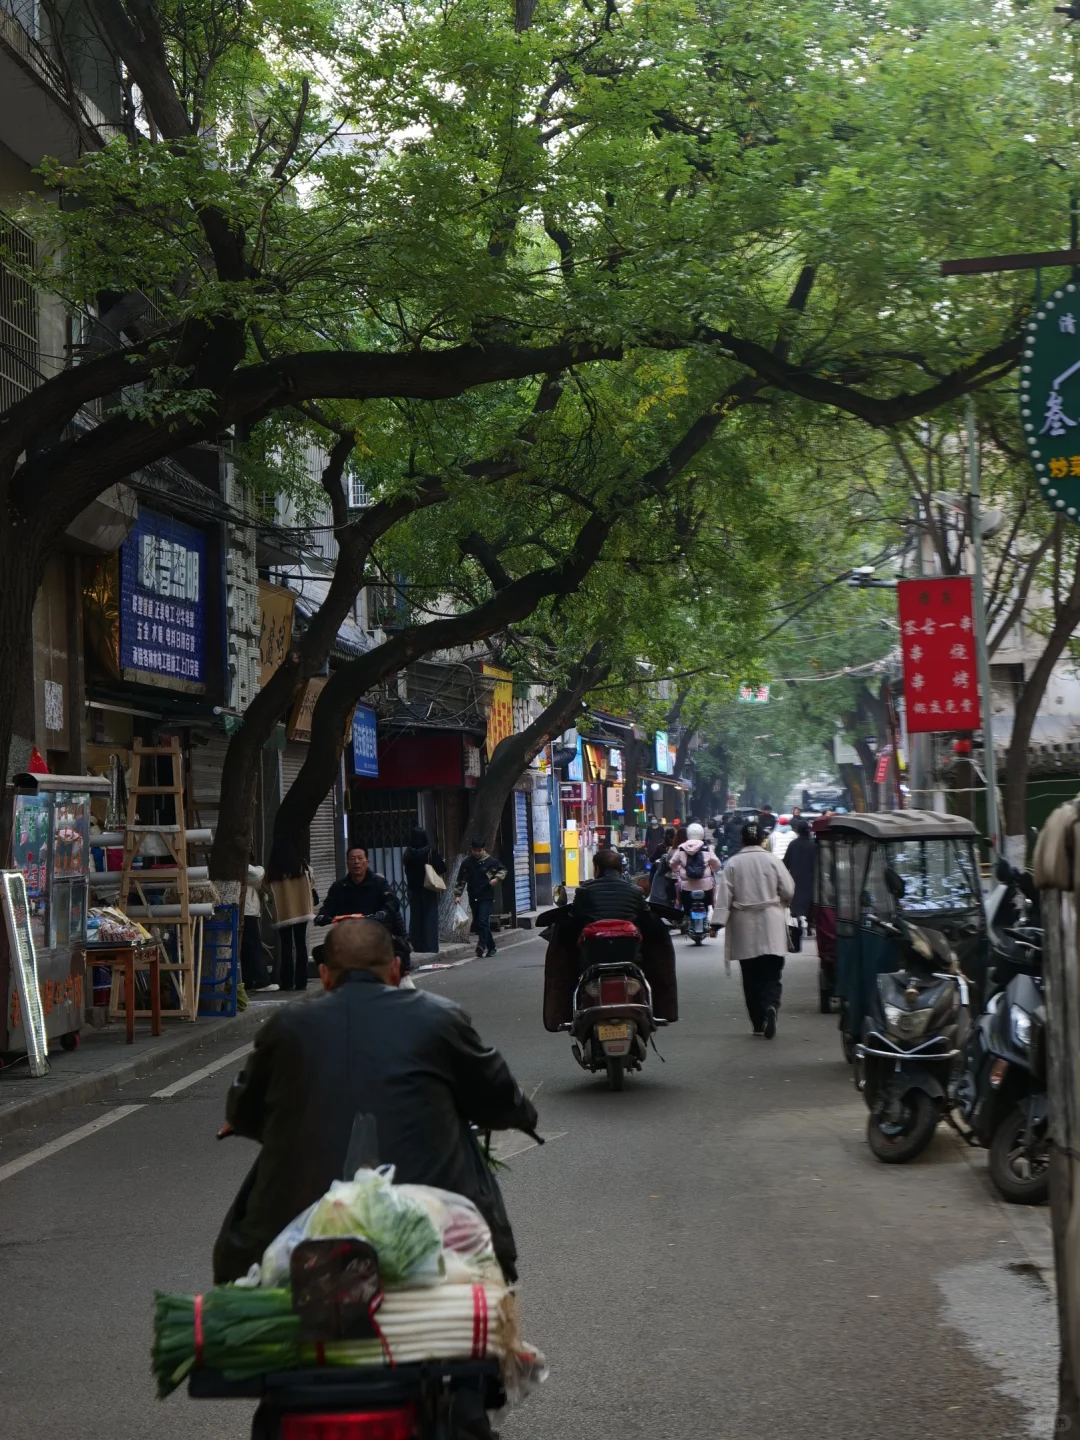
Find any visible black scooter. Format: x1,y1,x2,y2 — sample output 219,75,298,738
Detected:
953,861,1048,1204
856,868,970,1163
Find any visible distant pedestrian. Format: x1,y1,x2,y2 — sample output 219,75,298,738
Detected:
645,817,668,863
715,820,795,1039
455,838,507,958
267,833,317,990
757,801,777,835
784,819,816,944
239,859,274,992
402,825,447,955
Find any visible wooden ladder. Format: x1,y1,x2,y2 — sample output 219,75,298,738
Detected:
114,737,199,1022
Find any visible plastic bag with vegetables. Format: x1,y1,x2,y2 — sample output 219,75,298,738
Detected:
261,1166,443,1288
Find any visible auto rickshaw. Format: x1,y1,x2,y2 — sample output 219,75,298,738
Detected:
812,811,987,1063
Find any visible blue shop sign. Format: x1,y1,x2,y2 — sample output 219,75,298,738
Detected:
352,703,379,778
120,509,206,689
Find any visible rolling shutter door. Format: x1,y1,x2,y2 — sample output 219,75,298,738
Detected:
513,788,532,913
282,742,341,915
189,732,230,837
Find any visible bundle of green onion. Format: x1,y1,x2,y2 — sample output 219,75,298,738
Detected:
152,1283,516,1397
152,1288,301,1397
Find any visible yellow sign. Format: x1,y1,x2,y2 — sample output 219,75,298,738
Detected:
258,582,296,688
483,664,514,760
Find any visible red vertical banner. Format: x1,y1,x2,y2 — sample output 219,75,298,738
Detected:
897,577,981,733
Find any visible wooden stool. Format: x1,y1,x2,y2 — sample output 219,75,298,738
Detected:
87,942,162,1043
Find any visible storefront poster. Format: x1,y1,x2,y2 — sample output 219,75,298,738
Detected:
258,581,296,687
119,508,206,690
655,730,673,775
13,793,48,897
351,703,379,777
483,665,514,759
568,735,584,782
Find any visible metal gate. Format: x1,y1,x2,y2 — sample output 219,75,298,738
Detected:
348,787,419,917
282,743,340,916
513,788,533,914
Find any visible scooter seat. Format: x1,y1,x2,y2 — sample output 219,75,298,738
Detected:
580,919,641,943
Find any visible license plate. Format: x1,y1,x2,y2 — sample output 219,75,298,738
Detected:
596,1023,629,1042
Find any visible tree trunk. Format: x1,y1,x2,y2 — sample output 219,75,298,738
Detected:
1002,598,1080,855
438,648,607,935
272,516,611,853
673,726,696,791
208,449,446,882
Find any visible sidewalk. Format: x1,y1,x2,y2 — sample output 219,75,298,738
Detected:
0,929,534,1138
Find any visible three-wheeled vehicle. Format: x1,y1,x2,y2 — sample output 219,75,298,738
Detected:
814,811,987,1064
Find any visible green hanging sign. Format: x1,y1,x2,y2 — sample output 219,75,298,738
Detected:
1023,282,1080,520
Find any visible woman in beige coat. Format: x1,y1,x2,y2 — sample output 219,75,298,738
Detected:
714,819,796,1038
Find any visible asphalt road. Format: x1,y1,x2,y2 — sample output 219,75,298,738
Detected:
0,935,1059,1440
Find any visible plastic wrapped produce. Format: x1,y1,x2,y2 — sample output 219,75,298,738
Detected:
261,1166,442,1289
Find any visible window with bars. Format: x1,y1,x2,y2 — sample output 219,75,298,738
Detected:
0,220,37,414
348,473,373,509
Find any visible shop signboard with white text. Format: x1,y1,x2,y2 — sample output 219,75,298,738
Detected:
119,508,207,691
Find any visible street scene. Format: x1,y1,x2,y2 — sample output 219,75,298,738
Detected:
5,0,1080,1436
0,941,1060,1440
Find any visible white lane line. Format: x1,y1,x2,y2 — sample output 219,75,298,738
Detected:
491,1130,567,1161
151,1042,252,1098
0,1105,144,1184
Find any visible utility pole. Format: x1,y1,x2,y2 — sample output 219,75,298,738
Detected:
966,399,1000,856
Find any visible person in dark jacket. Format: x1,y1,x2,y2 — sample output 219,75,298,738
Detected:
758,801,777,836
543,849,678,1029
645,817,668,863
783,819,816,941
317,846,411,970
266,833,316,991
455,838,506,958
214,918,537,1286
402,826,447,956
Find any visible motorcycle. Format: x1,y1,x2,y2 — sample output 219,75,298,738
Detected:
953,861,1048,1203
566,919,666,1090
856,868,970,1163
685,889,709,946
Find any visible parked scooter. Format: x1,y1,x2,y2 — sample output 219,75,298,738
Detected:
567,919,666,1090
856,868,970,1163
953,861,1048,1203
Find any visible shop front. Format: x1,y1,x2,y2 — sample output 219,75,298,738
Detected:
349,726,481,920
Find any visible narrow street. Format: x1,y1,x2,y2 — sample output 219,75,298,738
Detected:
0,936,1057,1440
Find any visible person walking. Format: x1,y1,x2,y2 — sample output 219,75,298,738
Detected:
402,825,447,955
714,819,795,1038
266,834,317,990
239,860,274,992
455,837,507,958
783,819,816,946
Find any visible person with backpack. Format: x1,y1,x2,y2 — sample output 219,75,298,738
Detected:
669,821,722,926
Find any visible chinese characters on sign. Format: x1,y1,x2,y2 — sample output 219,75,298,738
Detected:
257,581,296,687
737,683,770,704
119,509,206,689
1022,285,1080,523
351,703,379,778
897,577,981,734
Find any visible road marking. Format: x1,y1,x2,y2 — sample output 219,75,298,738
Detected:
151,1043,252,1098
491,1129,567,1161
0,1105,144,1183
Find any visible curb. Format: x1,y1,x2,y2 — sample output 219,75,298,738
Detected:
0,998,284,1140
0,929,538,1140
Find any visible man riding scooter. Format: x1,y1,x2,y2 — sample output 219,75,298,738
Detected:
542,848,679,1031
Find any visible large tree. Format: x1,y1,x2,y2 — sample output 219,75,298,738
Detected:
2,0,1069,857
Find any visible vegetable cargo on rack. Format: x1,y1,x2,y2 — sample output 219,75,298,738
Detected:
152,1166,546,1404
